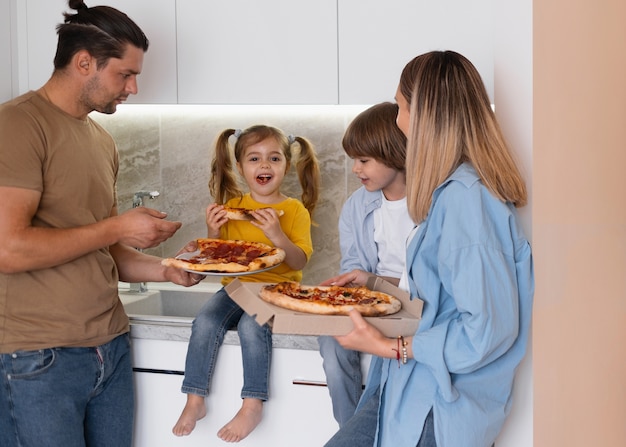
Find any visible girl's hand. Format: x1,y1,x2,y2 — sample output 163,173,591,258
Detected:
249,208,283,241
205,204,227,238
334,309,392,357
320,269,375,287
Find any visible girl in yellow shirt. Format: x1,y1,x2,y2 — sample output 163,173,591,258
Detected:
173,125,320,442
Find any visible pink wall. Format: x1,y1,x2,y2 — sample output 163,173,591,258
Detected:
533,0,626,445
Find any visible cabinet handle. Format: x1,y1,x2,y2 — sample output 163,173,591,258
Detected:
133,367,184,375
292,379,328,387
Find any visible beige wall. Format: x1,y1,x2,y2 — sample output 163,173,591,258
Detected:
533,0,626,445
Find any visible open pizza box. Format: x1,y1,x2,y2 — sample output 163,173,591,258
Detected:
225,277,423,337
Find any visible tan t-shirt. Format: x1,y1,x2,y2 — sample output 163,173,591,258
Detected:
0,91,129,353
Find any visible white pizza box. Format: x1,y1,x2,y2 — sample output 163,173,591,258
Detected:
224,277,423,337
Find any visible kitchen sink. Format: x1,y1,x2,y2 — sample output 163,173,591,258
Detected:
119,283,219,323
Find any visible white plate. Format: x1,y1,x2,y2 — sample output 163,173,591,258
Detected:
174,250,281,277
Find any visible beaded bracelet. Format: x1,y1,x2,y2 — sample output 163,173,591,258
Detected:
392,335,409,367
399,335,408,365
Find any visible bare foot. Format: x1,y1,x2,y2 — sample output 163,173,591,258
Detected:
172,394,207,436
217,398,263,443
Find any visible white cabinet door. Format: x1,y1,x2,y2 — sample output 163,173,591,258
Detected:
253,347,338,446
131,338,338,447
176,0,338,104
338,0,495,104
132,338,249,447
0,0,13,103
93,0,178,104
17,0,177,104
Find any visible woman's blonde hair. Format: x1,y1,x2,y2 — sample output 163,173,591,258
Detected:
209,125,321,215
401,51,528,223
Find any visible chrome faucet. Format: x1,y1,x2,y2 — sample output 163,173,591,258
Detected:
129,190,160,293
132,190,160,208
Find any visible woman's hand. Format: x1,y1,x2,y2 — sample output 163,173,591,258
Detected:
336,310,414,360
334,309,395,358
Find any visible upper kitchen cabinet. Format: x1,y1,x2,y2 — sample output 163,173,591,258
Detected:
0,0,13,103
15,0,177,104
337,0,495,104
176,0,338,104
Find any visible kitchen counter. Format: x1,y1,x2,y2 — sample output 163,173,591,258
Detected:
121,282,321,351
128,318,321,351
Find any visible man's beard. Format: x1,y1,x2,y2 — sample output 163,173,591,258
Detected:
82,76,119,115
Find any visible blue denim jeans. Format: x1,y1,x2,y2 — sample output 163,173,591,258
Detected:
182,287,272,400
324,390,436,447
0,333,133,447
318,335,363,426
324,387,379,447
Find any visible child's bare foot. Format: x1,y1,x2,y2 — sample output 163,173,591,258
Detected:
217,398,263,442
172,394,207,436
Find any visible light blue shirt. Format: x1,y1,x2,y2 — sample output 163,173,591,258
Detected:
338,187,383,274
369,163,534,447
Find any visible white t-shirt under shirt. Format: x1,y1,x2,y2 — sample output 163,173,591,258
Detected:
373,195,416,281
398,225,419,292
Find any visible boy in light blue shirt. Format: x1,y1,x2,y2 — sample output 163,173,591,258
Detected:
318,102,414,427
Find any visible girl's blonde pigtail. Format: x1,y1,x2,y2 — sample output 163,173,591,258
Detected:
292,136,321,216
209,129,242,204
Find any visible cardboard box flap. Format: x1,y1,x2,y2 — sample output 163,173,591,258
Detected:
366,276,424,317
225,279,276,327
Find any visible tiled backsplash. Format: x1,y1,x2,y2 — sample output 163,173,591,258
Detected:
92,105,369,285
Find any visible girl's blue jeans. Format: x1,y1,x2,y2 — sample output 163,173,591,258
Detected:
182,287,272,401
0,333,133,447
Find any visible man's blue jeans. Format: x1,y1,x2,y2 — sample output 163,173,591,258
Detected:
0,333,133,447
182,287,272,401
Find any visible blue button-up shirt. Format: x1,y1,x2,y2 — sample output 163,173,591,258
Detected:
338,186,382,274
368,163,534,447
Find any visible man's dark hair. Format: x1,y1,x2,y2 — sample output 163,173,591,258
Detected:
53,0,149,70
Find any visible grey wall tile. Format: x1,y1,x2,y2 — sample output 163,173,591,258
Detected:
93,105,368,284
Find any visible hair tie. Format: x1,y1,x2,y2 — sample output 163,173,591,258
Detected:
287,134,296,145
233,129,242,138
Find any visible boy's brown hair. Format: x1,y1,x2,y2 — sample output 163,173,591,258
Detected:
342,102,407,173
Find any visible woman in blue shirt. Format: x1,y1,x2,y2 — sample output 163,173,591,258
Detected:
325,51,534,447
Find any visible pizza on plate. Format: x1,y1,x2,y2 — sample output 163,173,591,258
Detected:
223,206,285,221
162,238,286,273
259,281,401,317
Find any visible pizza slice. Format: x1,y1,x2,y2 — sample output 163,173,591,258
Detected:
223,206,285,221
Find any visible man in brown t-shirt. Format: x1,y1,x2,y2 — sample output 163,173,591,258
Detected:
0,2,202,446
